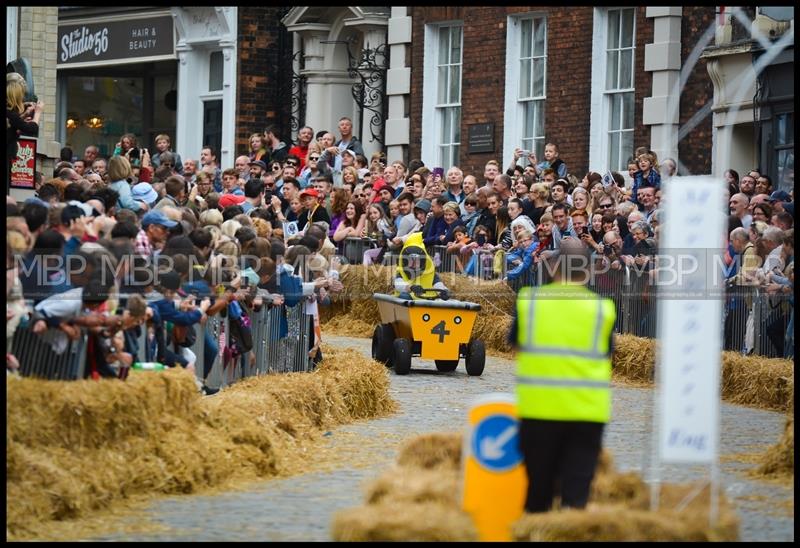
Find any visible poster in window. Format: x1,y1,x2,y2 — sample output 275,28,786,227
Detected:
10,138,37,189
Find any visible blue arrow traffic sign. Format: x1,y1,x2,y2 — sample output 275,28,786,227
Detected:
471,414,522,472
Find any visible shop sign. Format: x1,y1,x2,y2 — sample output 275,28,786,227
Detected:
10,138,37,189
57,15,175,67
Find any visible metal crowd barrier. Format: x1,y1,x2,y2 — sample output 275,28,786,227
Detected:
12,325,87,380
430,245,459,273
750,288,791,358
343,237,378,265
621,270,657,338
382,251,400,269
191,301,313,390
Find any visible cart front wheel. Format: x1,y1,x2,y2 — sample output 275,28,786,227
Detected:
435,360,459,372
465,340,485,376
393,338,412,375
372,324,395,366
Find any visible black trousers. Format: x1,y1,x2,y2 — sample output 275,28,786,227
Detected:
518,418,605,513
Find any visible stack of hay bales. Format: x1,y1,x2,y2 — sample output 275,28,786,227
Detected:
332,432,739,542
6,346,395,540
321,264,515,354
331,433,477,541
613,334,794,412
754,414,794,478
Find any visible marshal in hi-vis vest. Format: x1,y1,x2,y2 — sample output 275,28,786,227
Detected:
515,282,616,423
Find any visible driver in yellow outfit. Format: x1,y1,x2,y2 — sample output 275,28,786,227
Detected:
393,232,450,300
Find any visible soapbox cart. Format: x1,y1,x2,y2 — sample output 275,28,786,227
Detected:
371,287,485,376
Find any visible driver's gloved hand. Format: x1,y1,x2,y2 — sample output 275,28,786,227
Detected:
439,289,450,300
410,285,423,295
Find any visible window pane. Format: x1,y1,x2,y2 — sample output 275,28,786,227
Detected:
523,102,535,139
449,65,461,104
209,51,224,92
620,49,633,89
439,28,449,64
451,27,462,63
609,132,620,172
534,100,544,138
521,19,532,58
533,18,546,57
521,138,533,152
534,138,545,159
440,146,449,171
441,107,452,144
606,51,618,90
438,66,449,104
621,130,634,170
532,58,545,97
621,9,635,47
452,145,460,166
623,92,634,129
453,107,461,142
520,58,531,98
607,10,620,49
610,94,621,131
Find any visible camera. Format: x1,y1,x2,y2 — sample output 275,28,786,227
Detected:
603,244,614,257
128,148,140,160
579,226,590,236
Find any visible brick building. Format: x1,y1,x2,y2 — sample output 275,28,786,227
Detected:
398,6,793,189
6,6,792,199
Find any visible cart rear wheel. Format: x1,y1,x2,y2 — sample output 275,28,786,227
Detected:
372,324,395,366
435,360,459,372
393,338,412,375
465,340,485,376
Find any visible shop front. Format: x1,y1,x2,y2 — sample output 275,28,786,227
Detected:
56,9,179,160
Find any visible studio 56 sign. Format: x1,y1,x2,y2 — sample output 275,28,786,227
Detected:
57,15,175,67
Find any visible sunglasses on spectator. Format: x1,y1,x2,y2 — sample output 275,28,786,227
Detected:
285,161,299,167
308,156,320,161
598,203,613,209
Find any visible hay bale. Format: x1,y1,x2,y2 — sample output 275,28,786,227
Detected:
612,334,794,412
720,354,794,412
331,502,478,542
6,347,395,540
365,466,459,506
395,432,462,470
755,415,794,478
512,501,738,542
335,432,739,542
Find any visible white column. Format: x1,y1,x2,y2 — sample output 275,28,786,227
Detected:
298,27,333,134
175,45,201,162
220,39,237,170
385,7,412,164
644,7,682,169
357,26,387,161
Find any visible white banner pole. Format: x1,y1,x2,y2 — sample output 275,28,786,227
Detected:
654,176,726,520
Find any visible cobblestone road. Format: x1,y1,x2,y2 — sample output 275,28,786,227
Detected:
86,334,793,542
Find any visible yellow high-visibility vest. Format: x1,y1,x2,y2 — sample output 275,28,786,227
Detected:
515,282,616,423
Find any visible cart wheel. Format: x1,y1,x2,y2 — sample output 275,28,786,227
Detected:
435,360,459,372
465,340,485,376
372,324,395,366
393,338,412,375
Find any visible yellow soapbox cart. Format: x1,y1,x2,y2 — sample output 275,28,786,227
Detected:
371,287,485,376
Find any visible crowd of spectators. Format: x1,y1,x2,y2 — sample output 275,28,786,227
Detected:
6,116,795,381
